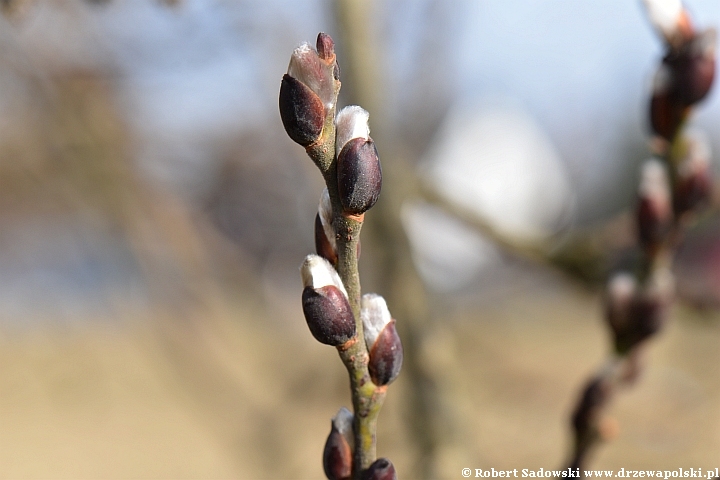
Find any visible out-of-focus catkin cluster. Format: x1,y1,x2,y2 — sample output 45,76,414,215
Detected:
568,0,715,472
280,33,399,480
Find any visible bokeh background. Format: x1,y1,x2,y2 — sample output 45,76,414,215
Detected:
1,0,720,478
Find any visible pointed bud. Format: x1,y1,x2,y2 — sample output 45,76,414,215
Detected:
361,294,403,386
335,107,381,215
316,32,341,81
361,458,397,480
674,131,713,215
301,255,356,346
323,407,353,480
280,36,339,147
637,160,673,250
280,74,325,146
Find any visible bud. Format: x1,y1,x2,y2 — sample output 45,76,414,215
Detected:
673,131,713,215
629,269,674,348
279,34,339,147
664,28,716,105
361,294,403,386
650,66,688,141
315,189,338,264
361,458,397,480
612,269,674,354
301,255,356,346
323,407,353,480
637,159,673,250
642,0,694,49
335,106,382,215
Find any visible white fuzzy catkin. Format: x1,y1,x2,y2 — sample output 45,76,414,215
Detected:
300,254,348,298
318,188,336,251
639,159,670,204
360,293,392,348
335,105,370,157
287,42,336,109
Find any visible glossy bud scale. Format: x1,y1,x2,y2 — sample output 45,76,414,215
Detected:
301,255,356,346
361,294,402,386
323,407,353,480
335,106,382,215
280,74,325,146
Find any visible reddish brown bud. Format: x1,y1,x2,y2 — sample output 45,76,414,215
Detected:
301,255,356,346
302,285,355,346
650,88,687,141
361,294,402,386
279,74,325,146
323,407,353,480
361,458,397,480
316,33,335,62
337,137,382,215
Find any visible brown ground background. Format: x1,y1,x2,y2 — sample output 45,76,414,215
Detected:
0,277,717,479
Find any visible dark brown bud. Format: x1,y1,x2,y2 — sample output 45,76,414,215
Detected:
279,74,326,146
337,137,382,215
316,32,341,81
361,294,402,386
650,88,687,141
361,458,397,480
323,407,353,480
302,286,355,346
368,320,402,386
665,28,716,105
301,255,356,346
